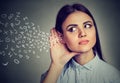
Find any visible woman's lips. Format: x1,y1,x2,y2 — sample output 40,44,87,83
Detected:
79,40,89,45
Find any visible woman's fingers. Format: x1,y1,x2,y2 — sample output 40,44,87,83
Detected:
49,28,58,48
53,28,61,43
49,28,62,47
49,28,79,66
50,28,58,38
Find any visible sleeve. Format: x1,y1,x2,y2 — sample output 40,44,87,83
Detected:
109,68,120,83
114,70,120,83
40,71,48,83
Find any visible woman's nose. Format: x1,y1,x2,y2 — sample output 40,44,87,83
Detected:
78,29,86,38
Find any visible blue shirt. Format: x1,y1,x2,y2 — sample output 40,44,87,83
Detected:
41,55,120,83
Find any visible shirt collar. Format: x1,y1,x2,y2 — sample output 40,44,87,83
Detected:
70,55,100,71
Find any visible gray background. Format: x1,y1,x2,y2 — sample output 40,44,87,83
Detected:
0,0,120,83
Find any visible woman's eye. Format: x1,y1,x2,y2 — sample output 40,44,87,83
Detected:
68,27,77,32
84,24,92,28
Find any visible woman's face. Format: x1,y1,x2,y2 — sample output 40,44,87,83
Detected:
62,11,96,53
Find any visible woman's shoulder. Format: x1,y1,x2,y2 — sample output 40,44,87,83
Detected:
98,59,120,79
99,59,119,72
92,55,119,73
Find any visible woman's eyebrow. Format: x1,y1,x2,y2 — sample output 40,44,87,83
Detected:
83,21,93,24
66,24,78,29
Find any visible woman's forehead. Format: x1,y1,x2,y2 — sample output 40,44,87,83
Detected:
62,11,93,27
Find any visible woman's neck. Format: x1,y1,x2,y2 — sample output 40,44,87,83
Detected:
73,49,95,65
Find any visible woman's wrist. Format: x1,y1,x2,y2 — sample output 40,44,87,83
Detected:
50,62,64,71
42,63,63,83
42,63,63,82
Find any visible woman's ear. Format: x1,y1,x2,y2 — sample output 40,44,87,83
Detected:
57,31,65,44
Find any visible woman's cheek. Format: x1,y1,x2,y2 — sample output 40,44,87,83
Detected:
65,37,77,50
64,35,76,45
89,32,96,47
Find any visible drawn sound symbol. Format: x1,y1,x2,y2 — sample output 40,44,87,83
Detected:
5,37,10,42
1,14,7,19
15,17,21,25
0,12,51,66
8,13,14,20
14,59,20,64
2,62,9,66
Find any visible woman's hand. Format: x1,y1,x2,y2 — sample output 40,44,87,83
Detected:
42,28,78,83
49,28,78,68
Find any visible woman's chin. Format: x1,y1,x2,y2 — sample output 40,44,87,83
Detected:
70,48,92,53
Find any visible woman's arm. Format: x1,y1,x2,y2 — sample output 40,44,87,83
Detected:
42,28,78,83
42,63,63,83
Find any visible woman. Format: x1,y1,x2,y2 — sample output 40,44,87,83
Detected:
41,3,120,83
